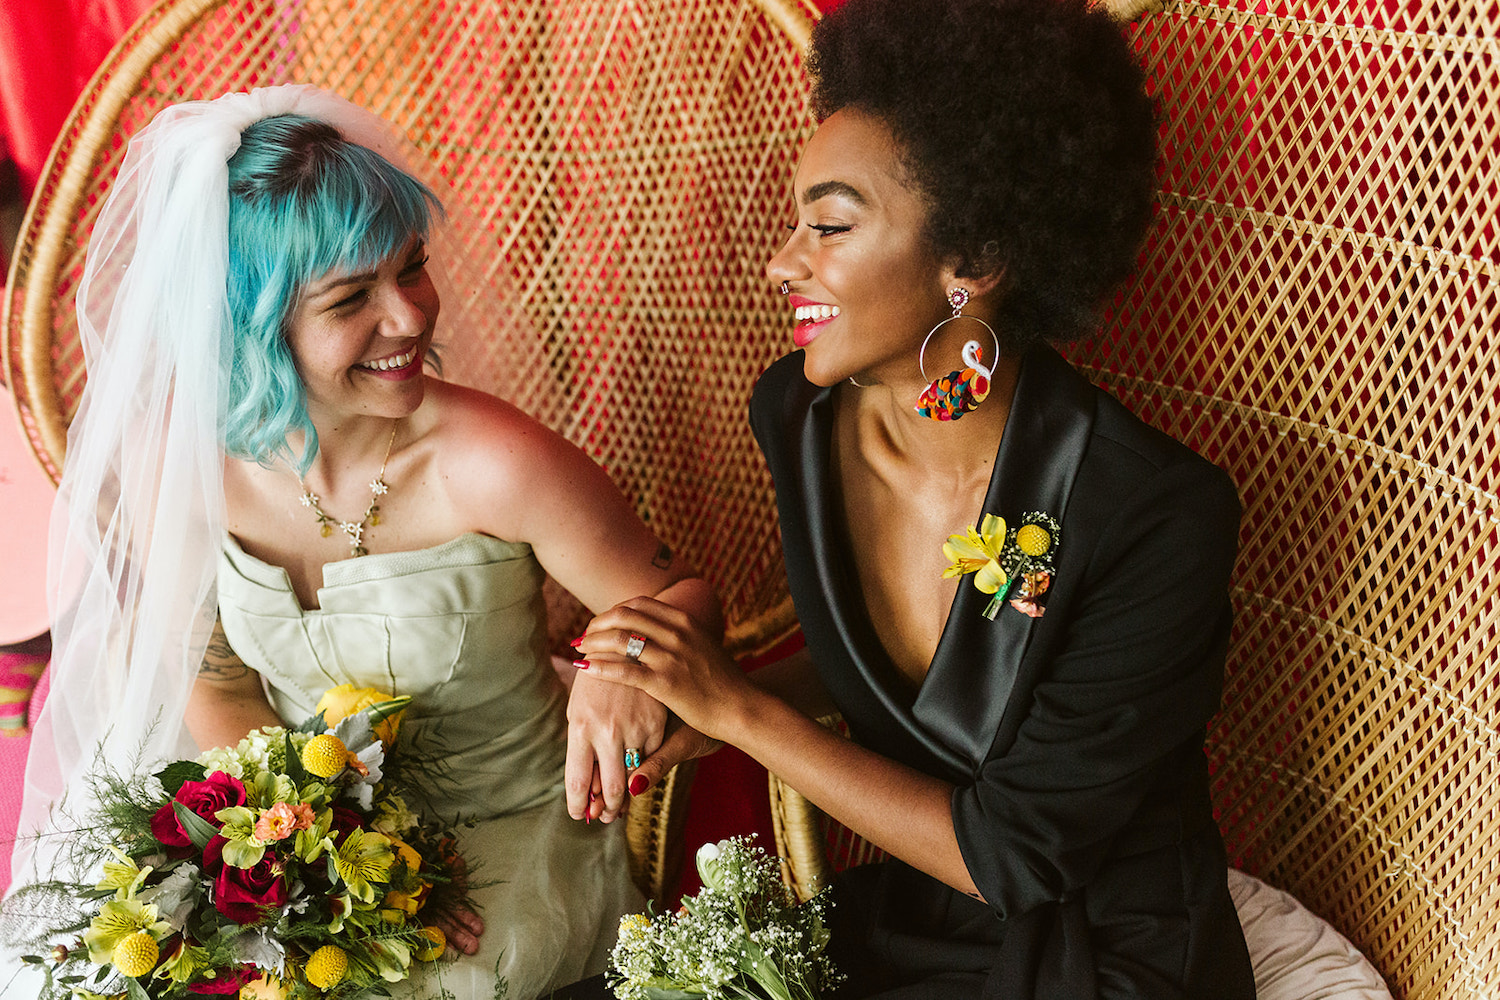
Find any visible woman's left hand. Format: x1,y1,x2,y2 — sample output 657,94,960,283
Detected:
575,596,752,741
564,670,667,824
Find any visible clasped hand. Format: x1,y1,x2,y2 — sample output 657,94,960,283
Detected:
571,596,745,790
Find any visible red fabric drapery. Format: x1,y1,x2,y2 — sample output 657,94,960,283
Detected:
0,0,154,201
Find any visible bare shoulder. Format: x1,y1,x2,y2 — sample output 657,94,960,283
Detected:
421,380,613,536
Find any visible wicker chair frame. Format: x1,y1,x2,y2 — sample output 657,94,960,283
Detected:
768,1,1500,997
1,0,818,903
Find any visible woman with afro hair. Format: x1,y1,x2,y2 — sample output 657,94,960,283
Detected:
578,0,1256,995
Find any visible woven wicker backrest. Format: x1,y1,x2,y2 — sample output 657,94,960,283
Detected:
769,2,1499,997
0,0,818,902
1068,1,1500,996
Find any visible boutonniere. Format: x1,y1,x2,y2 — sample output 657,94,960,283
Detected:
942,511,1061,620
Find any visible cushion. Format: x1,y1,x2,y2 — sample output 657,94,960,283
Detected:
1229,868,1393,1000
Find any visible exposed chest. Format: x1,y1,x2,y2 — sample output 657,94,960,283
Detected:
833,424,992,693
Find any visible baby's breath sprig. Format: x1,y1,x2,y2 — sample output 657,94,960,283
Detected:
608,835,841,1000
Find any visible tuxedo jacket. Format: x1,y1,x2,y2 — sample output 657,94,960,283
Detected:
750,346,1255,999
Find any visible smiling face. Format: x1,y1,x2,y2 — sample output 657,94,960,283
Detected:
766,108,956,389
284,237,438,425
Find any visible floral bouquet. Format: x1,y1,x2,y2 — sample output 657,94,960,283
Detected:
608,835,841,1000
9,685,470,999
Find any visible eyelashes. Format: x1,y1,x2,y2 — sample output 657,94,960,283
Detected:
782,223,853,236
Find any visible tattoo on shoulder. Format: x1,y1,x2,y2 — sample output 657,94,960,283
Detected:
651,542,673,570
199,626,251,681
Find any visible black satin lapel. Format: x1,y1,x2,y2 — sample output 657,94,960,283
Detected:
800,385,974,773
914,345,1097,769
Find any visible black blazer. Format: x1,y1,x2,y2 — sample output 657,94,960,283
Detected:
750,345,1254,999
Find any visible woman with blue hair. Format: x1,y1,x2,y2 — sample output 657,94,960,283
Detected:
7,86,715,998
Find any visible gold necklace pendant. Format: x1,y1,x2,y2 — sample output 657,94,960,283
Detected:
297,421,398,557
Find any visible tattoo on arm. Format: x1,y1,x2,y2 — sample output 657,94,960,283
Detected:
199,618,253,682
651,542,673,570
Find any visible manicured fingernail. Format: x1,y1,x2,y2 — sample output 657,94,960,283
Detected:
569,636,583,648
629,774,649,796
589,791,596,802
573,659,589,669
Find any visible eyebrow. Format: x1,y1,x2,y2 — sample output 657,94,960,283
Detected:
308,270,378,297
306,241,427,298
800,180,867,207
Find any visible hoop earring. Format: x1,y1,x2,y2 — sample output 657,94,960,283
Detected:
915,288,1000,422
779,281,790,296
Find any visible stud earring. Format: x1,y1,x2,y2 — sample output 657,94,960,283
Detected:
915,288,1001,422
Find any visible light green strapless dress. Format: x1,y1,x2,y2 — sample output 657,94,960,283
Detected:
217,532,641,1000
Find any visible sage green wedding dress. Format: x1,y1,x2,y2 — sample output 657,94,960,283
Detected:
217,532,642,1000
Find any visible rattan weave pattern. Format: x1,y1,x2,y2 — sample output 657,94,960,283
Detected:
765,1,1498,996
1068,1,1500,995
0,0,818,902
1,0,815,657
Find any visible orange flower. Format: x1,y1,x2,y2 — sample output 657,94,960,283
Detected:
252,802,315,843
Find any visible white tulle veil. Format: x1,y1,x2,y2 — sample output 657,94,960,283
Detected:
7,86,469,896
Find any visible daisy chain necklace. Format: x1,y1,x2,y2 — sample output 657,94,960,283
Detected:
297,420,398,558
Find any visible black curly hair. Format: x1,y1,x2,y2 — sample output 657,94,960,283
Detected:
807,0,1156,348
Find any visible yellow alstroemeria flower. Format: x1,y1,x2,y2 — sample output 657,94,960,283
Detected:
156,940,210,984
83,897,172,966
239,972,291,1000
332,829,396,903
315,685,411,749
96,846,152,897
942,513,1010,594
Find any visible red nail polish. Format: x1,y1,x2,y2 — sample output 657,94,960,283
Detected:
629,774,649,796
573,659,589,669
569,637,583,648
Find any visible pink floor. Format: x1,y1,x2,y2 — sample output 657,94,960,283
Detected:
0,668,46,895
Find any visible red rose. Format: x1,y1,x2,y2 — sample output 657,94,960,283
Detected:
151,772,247,855
211,847,288,925
187,965,256,994
329,805,364,842
200,835,229,875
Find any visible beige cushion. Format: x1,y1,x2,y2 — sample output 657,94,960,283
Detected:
1229,869,1392,999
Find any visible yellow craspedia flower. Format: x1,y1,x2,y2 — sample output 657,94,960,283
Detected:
1016,523,1052,557
111,931,158,977
301,734,349,779
414,926,446,962
304,945,348,989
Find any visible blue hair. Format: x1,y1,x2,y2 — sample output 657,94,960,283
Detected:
223,114,441,472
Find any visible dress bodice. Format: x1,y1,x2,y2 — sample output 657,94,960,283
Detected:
217,532,568,822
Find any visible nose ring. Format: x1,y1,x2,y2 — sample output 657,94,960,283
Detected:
779,281,790,296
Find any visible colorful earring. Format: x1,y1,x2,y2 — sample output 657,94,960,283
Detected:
915,288,1001,421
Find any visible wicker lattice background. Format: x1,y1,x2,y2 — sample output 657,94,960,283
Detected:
1065,0,1500,995
1,0,816,653
9,0,1499,993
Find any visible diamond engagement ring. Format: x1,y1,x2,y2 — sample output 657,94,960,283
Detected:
624,633,647,660
624,748,642,770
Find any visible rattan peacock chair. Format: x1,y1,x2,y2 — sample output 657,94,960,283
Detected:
1,0,818,904
767,0,1500,997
